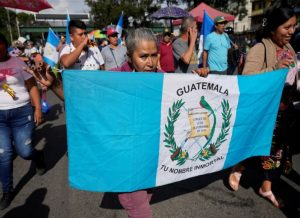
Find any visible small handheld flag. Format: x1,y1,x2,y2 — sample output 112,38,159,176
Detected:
116,11,124,40
198,11,214,66
43,28,60,68
66,11,71,44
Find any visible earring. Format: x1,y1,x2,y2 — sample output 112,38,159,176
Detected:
262,18,267,27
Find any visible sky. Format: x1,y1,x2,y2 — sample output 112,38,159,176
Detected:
41,0,90,14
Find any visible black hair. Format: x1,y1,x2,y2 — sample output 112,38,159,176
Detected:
68,20,87,34
256,6,295,42
0,33,9,48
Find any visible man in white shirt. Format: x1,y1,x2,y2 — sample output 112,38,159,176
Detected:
60,20,104,70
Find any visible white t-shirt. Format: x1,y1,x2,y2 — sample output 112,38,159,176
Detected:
59,43,104,70
0,57,32,110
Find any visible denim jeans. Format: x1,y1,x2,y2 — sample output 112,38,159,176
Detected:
0,103,36,193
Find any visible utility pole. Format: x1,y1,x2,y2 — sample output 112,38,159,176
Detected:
6,8,13,43
15,10,20,38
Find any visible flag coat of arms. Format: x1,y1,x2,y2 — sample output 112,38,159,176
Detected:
63,69,287,192
43,28,60,68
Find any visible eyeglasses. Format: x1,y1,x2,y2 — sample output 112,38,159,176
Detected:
217,22,226,25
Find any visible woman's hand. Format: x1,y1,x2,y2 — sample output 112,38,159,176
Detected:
24,63,55,88
188,26,198,44
275,57,293,69
34,107,43,125
192,67,209,77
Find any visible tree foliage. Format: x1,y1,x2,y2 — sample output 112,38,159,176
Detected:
0,8,35,43
85,0,160,29
17,12,35,26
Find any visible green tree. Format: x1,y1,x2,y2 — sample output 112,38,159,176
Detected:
85,0,160,29
0,8,35,43
0,8,18,43
17,12,35,26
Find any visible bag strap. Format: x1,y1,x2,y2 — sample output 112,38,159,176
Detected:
109,47,119,68
261,41,267,68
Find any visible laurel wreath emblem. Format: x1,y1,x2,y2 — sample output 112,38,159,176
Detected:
163,100,188,166
164,99,231,165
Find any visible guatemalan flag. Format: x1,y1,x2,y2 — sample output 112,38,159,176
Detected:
66,12,71,44
198,11,214,66
116,11,124,43
43,28,60,68
63,69,288,192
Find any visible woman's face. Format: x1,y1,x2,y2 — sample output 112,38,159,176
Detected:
0,40,8,61
130,40,158,72
272,16,297,47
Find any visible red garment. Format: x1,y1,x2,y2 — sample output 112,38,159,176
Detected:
118,191,152,218
110,62,162,218
159,41,175,73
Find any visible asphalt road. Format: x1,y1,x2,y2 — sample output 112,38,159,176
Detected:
1,91,299,218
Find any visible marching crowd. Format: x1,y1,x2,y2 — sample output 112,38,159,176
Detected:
1,2,300,218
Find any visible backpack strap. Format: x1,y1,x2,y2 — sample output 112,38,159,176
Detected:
261,41,267,68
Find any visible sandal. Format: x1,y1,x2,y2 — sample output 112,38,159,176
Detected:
228,172,242,191
259,188,283,208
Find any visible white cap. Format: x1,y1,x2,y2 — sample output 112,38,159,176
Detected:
18,37,27,44
30,47,39,54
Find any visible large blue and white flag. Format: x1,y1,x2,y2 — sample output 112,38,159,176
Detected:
198,11,214,66
43,28,60,68
63,69,287,192
66,12,71,44
116,11,124,39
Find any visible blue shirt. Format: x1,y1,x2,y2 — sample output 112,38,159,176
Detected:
204,32,231,71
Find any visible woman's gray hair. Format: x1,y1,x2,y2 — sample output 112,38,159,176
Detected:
180,16,195,33
126,28,157,57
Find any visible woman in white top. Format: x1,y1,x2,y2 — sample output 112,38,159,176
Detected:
0,33,44,210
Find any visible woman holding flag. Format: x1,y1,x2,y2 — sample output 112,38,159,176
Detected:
26,26,209,218
228,5,298,208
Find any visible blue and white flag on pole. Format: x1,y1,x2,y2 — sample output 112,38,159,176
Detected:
116,11,124,39
63,69,287,192
66,12,71,44
43,28,60,68
198,11,214,66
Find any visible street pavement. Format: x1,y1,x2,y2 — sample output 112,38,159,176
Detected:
1,91,300,218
